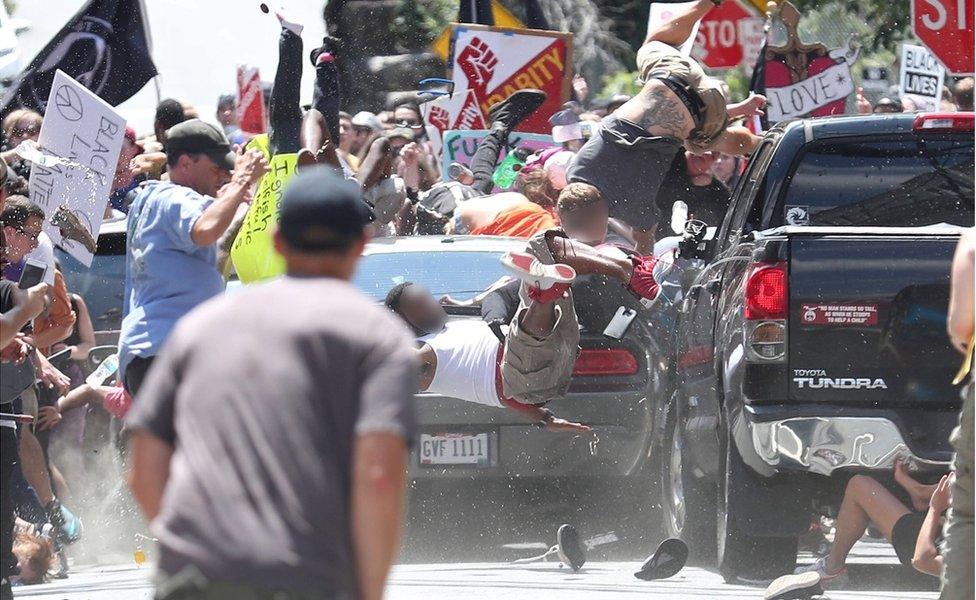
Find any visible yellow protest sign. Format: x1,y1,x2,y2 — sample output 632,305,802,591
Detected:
230,135,296,283
431,1,524,61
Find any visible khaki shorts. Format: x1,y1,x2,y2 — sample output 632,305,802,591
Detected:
501,231,581,406
636,41,728,151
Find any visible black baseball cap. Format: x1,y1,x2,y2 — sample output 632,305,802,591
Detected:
279,166,375,251
165,119,236,171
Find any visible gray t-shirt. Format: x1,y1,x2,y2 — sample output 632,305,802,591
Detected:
126,276,419,596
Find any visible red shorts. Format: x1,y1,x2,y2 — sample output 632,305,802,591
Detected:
102,382,132,419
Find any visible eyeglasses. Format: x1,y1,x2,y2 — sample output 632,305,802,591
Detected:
352,126,374,135
14,227,40,243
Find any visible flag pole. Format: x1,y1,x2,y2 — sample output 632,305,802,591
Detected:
137,0,162,105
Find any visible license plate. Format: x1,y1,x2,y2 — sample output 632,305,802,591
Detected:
418,432,495,467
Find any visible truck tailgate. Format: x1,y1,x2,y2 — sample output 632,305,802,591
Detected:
788,232,962,408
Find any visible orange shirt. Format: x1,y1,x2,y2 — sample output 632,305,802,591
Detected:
471,203,557,238
34,270,76,355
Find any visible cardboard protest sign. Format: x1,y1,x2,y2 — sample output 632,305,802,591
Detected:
237,65,267,135
230,134,293,283
28,70,125,267
762,3,860,123
899,44,946,111
448,24,572,135
440,129,557,192
422,88,488,159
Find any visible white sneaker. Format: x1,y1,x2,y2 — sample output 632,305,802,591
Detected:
794,556,847,588
500,251,575,291
764,571,821,600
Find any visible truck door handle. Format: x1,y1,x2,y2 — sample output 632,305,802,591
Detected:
690,279,721,299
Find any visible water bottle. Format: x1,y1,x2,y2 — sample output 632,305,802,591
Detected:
86,353,119,387
670,200,689,235
492,147,532,190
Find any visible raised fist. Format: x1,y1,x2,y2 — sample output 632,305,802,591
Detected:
429,105,451,131
457,37,498,92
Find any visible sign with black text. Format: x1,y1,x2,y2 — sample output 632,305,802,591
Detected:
28,70,125,267
899,44,945,111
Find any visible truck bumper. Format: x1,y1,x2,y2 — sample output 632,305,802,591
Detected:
748,415,951,476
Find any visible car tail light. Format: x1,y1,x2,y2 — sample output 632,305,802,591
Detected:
573,348,638,376
744,262,787,320
913,113,975,132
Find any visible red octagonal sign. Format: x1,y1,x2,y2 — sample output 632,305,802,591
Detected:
694,0,763,69
913,0,975,75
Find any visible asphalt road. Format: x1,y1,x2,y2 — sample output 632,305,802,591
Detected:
11,480,940,600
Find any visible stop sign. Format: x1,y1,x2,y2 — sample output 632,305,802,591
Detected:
694,0,763,69
912,0,975,75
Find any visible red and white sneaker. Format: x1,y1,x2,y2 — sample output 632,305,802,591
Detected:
501,251,576,304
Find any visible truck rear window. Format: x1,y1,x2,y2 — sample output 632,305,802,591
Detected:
781,136,974,227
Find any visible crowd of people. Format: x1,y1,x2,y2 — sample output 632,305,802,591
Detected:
0,1,973,599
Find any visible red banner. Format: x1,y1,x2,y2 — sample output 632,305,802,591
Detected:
237,65,266,135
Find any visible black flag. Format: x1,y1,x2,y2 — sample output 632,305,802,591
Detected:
0,0,157,118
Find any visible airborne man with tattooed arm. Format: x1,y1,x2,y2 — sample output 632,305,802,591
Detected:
568,0,767,254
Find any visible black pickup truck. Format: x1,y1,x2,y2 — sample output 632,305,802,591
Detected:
659,112,974,582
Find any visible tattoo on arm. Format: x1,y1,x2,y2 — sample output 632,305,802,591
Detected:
637,87,689,138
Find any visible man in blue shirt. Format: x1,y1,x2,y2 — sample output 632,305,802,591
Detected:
119,120,268,398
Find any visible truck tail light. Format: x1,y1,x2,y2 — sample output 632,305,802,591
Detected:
573,348,638,376
745,262,788,362
745,262,787,320
913,113,975,132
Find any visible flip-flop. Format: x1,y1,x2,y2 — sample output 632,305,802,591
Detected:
634,538,688,581
556,524,586,572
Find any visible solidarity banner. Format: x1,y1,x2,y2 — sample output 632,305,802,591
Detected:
230,135,293,283
237,65,267,135
899,44,945,111
440,129,557,191
28,70,125,267
422,88,488,159
448,24,573,135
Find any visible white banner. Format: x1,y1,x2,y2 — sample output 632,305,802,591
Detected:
28,70,125,267
899,43,946,111
766,47,858,122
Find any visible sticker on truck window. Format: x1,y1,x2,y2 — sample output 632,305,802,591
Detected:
801,303,879,326
785,205,810,226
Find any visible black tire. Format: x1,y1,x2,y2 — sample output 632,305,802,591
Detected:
716,422,798,583
661,403,716,563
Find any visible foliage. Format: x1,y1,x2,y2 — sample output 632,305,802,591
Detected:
391,0,457,52
789,0,912,53
601,70,642,98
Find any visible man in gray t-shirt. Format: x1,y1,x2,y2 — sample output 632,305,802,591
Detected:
127,168,417,600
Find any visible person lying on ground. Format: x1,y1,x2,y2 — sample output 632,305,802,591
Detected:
765,461,950,599
567,0,766,253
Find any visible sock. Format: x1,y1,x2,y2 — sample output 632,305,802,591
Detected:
275,5,303,36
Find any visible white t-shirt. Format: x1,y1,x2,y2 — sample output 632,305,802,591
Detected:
419,320,503,408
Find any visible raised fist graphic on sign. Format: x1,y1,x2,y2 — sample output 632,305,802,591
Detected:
457,37,498,92
428,105,451,131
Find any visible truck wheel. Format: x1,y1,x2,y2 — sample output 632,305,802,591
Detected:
716,427,798,582
661,406,716,562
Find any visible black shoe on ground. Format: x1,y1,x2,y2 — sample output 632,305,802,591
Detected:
634,538,688,581
488,89,546,130
556,524,586,572
764,571,822,600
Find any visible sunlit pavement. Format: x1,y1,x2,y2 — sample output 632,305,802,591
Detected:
12,542,939,600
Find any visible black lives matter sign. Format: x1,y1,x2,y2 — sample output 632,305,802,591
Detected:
899,44,945,110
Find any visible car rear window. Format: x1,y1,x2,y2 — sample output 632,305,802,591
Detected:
780,135,975,227
354,251,507,302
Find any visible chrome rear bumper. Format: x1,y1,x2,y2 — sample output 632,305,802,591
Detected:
750,416,949,476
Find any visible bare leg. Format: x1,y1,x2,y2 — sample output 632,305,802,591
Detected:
644,0,715,46
547,236,634,284
825,475,911,573
356,137,395,190
19,429,54,505
300,109,341,169
517,300,558,339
